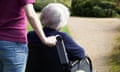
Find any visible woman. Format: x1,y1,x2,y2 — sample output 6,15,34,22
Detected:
0,0,56,72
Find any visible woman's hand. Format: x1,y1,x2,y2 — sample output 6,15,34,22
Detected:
44,36,57,47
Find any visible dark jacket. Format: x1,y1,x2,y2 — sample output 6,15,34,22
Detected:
27,27,85,60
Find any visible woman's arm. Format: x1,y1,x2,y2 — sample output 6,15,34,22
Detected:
24,4,56,46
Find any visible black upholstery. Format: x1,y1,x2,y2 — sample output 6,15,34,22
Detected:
25,36,93,72
25,44,65,72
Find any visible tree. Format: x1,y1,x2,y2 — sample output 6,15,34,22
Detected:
34,0,71,12
71,0,120,17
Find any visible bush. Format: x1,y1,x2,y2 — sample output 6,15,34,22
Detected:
115,7,120,14
34,0,71,12
34,3,43,12
71,0,120,17
33,0,52,12
109,36,120,72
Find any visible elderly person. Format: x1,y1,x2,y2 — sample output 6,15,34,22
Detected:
26,3,86,72
28,3,85,60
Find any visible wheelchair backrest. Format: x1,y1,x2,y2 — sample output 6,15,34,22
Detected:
26,35,93,72
26,36,67,72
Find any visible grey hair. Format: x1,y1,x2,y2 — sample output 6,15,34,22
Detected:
40,3,70,30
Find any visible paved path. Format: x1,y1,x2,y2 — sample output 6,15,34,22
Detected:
67,17,120,72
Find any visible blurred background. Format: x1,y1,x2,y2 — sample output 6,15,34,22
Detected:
34,0,120,18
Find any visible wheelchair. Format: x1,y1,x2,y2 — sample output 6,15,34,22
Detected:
25,35,93,72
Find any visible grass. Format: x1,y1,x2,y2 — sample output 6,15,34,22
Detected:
60,25,71,35
108,35,120,72
27,24,71,35
27,24,33,32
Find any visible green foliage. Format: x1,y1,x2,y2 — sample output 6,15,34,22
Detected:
71,0,120,17
27,24,33,32
61,25,71,35
33,0,54,12
34,0,71,12
109,36,120,72
27,24,70,35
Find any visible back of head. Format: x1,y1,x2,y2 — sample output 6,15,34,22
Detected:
40,3,70,30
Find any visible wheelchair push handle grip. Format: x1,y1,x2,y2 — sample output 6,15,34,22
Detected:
56,35,62,41
56,35,69,64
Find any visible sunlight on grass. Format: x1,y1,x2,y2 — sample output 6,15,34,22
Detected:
27,24,71,35
61,25,71,35
27,24,33,32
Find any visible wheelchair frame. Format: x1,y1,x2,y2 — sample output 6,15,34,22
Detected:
26,35,94,72
56,35,93,72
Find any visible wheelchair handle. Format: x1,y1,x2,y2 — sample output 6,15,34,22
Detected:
56,35,69,65
56,35,62,41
